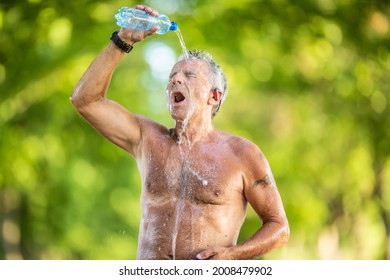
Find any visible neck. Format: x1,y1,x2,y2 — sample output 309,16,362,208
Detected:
173,116,214,146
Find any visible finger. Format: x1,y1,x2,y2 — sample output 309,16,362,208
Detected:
145,26,160,36
195,253,207,260
133,5,159,16
196,250,214,260
195,252,206,260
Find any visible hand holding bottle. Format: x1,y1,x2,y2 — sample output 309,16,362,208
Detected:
117,5,161,46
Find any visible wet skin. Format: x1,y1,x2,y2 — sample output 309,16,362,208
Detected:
137,124,248,259
136,59,262,259
70,6,289,259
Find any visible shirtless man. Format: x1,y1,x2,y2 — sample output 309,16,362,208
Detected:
70,4,289,260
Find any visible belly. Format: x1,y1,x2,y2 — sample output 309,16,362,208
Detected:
137,199,245,260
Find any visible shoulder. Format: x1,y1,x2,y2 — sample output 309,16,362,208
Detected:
134,115,172,155
137,115,170,137
216,130,271,187
216,130,264,162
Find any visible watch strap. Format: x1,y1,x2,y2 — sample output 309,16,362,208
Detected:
110,30,133,53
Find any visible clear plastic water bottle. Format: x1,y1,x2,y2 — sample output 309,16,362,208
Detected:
115,7,178,35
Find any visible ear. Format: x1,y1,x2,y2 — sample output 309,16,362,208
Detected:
208,88,223,105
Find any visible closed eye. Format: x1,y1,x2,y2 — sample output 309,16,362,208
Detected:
184,71,196,78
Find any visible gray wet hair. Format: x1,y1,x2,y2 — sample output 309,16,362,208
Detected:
178,49,228,118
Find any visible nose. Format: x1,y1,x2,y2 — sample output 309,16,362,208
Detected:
171,72,183,85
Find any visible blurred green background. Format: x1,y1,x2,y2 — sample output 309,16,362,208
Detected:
1,0,389,260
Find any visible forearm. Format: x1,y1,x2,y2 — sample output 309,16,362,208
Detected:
70,5,158,109
230,221,289,260
70,42,126,109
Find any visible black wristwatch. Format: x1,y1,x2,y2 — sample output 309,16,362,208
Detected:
110,30,133,53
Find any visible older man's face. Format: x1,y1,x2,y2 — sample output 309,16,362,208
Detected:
166,59,213,121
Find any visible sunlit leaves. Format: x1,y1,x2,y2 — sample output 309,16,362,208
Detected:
1,0,389,260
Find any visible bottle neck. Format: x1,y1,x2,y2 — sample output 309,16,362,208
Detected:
170,21,178,31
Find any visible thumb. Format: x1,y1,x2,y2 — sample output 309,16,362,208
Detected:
195,249,215,260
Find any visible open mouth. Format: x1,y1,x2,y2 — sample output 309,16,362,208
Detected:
173,92,186,103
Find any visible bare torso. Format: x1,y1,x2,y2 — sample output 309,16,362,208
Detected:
70,32,289,260
136,123,249,260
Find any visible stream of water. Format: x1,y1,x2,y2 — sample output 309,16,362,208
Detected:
175,28,189,59
169,28,210,259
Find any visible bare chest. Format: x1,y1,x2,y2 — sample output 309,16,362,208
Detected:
140,141,243,205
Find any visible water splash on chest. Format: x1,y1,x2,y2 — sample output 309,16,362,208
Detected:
169,29,211,259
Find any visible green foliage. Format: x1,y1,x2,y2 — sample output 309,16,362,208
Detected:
1,0,389,259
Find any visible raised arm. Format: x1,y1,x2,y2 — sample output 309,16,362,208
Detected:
70,5,159,157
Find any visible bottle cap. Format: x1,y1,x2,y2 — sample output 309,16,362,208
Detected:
169,21,178,31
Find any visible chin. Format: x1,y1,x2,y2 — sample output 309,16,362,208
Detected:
170,112,187,122
169,107,191,121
